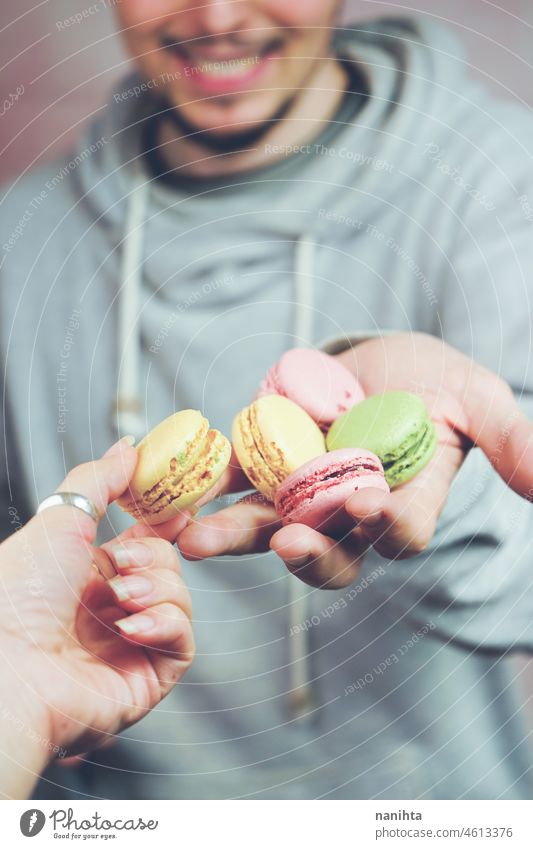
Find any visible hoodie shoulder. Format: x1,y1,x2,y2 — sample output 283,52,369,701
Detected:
342,16,533,180
338,14,467,64
0,157,76,277
1,156,73,232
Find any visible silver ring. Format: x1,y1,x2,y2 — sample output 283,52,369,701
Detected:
36,492,100,523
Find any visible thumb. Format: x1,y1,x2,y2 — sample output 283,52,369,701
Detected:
55,436,139,541
463,375,533,500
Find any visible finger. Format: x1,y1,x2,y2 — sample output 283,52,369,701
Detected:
346,442,462,559
270,523,367,589
108,567,192,617
56,755,83,768
55,436,138,542
96,534,184,585
91,547,117,580
103,537,191,617
104,538,190,617
115,602,194,658
57,735,115,767
461,371,533,499
178,496,281,560
111,509,198,546
102,536,183,576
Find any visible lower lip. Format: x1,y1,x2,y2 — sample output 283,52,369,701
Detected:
168,48,279,95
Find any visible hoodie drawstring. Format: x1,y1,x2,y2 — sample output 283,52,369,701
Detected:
117,186,316,719
113,174,149,441
286,236,316,718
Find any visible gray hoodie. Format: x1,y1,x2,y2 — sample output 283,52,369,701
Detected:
2,17,533,799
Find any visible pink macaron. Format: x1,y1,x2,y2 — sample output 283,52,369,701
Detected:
257,348,365,430
274,448,390,533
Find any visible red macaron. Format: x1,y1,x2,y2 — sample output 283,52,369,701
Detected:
274,448,390,533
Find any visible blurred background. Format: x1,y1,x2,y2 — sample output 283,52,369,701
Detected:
1,0,533,181
1,0,533,716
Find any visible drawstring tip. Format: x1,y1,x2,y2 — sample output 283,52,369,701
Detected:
287,686,314,720
111,396,145,443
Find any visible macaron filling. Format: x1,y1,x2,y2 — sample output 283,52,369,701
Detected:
138,420,210,508
277,459,384,515
236,405,286,497
381,420,437,485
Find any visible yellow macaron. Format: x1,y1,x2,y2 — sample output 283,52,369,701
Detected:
118,409,231,525
232,395,326,501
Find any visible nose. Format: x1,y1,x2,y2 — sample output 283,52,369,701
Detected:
197,0,250,36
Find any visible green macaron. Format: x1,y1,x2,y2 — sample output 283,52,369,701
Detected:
326,391,437,488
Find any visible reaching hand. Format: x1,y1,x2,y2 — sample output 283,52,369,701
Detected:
177,333,533,589
0,438,194,797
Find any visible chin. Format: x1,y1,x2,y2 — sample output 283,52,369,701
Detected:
183,103,272,130
186,116,267,137
155,83,298,153
178,90,291,129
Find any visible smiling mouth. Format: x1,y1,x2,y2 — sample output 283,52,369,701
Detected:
161,36,284,81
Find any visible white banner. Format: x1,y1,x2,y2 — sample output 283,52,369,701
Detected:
2,800,532,848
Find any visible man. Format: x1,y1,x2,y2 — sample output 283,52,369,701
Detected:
1,0,533,799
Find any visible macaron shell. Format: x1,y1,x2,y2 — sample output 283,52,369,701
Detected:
233,395,326,500
257,367,281,397
258,348,365,427
327,391,436,487
275,448,389,532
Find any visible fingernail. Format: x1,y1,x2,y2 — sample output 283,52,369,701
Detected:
284,554,310,568
109,575,153,601
104,435,136,457
111,542,153,568
116,614,154,635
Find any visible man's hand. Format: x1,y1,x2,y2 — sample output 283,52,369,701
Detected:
176,333,533,589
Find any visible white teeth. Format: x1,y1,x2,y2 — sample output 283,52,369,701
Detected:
189,56,260,78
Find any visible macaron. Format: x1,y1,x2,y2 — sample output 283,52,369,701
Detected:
275,448,389,533
117,409,231,524
257,347,365,429
326,391,437,488
232,395,326,501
